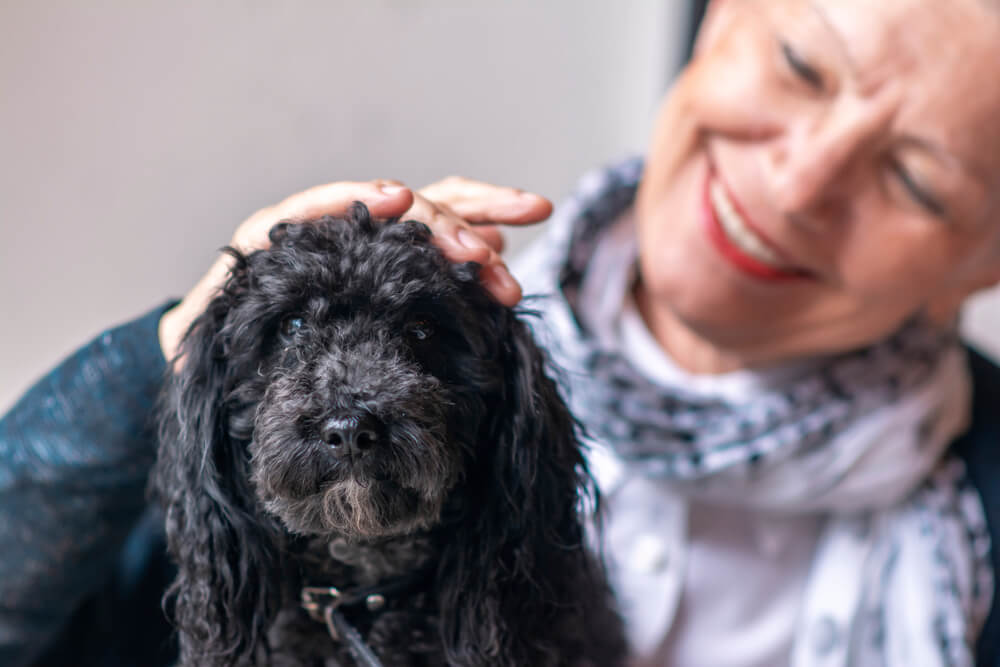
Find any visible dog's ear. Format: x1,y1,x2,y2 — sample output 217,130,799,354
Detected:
153,254,286,666
439,309,613,665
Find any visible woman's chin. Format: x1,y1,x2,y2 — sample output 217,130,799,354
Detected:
634,267,834,370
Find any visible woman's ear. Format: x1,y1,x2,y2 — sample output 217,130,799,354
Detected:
435,309,617,665
925,260,1000,326
153,254,287,666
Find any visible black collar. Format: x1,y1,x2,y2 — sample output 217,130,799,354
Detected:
300,565,435,667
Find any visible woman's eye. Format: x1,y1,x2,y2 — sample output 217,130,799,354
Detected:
780,40,824,90
407,320,434,342
282,317,304,336
892,162,945,217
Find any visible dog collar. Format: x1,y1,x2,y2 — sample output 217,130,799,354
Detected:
300,567,434,667
301,588,383,667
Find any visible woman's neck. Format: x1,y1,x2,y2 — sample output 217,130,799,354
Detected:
633,282,755,375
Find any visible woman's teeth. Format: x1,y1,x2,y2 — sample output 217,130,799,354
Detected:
709,179,790,270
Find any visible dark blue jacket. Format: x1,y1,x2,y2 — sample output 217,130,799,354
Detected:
1,304,999,666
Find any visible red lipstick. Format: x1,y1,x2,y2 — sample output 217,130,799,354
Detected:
702,169,809,282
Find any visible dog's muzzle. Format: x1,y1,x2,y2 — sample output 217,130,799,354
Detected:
320,410,384,459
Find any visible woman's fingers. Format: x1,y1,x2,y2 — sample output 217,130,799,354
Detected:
162,177,539,362
468,224,505,253
412,176,554,306
404,192,523,306
161,180,415,362
234,179,414,252
418,176,552,226
426,201,505,252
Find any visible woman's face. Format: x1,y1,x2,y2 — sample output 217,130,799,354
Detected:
635,0,1000,367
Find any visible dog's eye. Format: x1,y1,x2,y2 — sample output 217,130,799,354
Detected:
282,317,304,336
406,319,434,342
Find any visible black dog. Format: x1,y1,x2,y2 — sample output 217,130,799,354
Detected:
152,203,624,666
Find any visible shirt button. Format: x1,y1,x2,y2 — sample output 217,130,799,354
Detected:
630,534,669,573
812,616,841,656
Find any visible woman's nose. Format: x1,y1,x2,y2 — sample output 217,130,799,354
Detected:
765,103,889,219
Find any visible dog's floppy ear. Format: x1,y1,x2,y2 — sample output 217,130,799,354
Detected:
439,308,612,665
153,252,286,666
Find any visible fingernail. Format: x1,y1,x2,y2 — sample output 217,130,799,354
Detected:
457,229,488,250
379,184,406,196
486,264,516,291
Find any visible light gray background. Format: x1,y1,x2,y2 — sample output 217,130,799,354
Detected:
3,2,999,412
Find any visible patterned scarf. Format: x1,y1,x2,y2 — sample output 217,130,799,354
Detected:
512,157,993,666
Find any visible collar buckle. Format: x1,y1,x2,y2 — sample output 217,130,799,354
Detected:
301,586,342,624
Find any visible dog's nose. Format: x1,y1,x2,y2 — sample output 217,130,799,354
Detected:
320,411,381,455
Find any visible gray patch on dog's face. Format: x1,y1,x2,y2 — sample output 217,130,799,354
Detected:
248,309,466,539
204,216,495,541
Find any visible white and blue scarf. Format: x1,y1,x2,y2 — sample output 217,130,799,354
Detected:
513,157,993,666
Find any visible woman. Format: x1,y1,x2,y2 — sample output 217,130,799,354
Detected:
4,0,1000,664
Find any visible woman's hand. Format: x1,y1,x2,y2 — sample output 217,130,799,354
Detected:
158,177,551,362
412,176,552,304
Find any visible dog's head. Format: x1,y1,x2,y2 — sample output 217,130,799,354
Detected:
199,206,500,539
154,203,605,665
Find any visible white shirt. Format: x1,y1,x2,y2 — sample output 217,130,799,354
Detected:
606,298,823,667
511,200,979,667
564,210,822,665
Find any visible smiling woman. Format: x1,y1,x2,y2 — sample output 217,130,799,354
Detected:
635,0,1000,372
514,0,1000,664
4,1,1000,666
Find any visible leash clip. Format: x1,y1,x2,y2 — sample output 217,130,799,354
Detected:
301,586,343,628
301,585,385,666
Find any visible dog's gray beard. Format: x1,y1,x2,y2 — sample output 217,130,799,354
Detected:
262,476,443,539
250,395,462,539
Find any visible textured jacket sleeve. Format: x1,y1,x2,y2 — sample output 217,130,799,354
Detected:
956,348,1000,666
0,301,176,667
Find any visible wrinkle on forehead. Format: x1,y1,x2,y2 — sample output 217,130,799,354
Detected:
814,1,979,89
811,0,1000,186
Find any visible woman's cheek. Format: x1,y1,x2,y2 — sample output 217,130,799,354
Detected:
837,226,962,305
685,16,790,139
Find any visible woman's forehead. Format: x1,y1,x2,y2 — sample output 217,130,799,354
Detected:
804,0,1000,183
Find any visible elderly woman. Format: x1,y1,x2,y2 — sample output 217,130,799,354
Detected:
3,0,1000,665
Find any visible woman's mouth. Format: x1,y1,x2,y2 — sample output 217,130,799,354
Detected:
703,169,812,282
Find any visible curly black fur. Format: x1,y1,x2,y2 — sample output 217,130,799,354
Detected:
151,203,625,666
